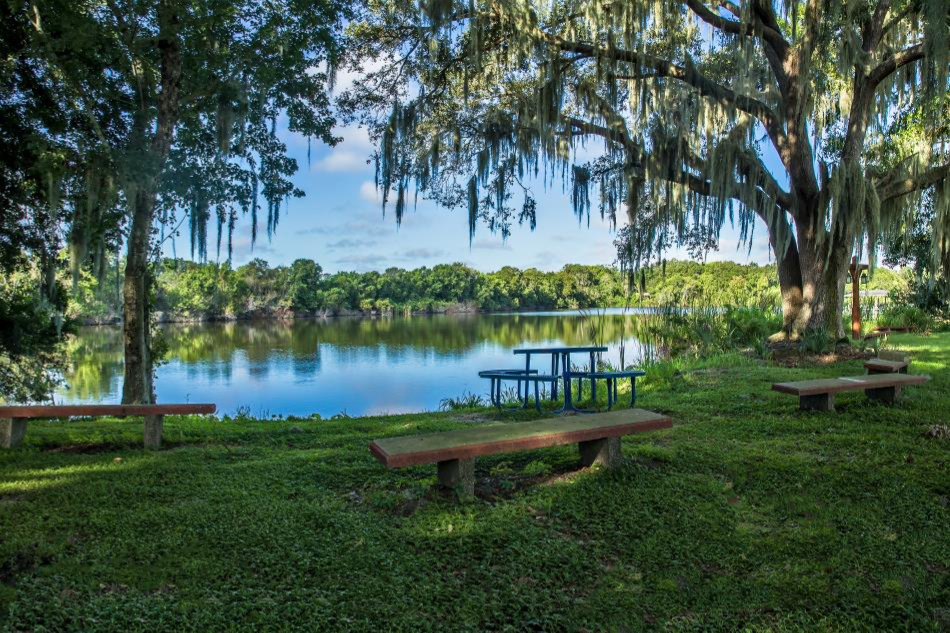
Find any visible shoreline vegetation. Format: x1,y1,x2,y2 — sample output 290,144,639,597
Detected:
69,258,905,326
2,333,947,629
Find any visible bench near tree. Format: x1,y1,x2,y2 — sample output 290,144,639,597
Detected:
369,409,672,496
0,404,216,449
771,374,929,411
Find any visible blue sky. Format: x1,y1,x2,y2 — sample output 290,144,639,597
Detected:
166,73,776,274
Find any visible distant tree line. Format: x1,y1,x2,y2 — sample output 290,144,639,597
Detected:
64,257,904,323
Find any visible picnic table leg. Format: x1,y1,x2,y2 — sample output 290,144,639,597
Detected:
562,353,573,410
800,393,834,412
579,437,622,468
143,414,164,449
437,458,475,496
606,380,614,410
865,385,900,404
1,418,27,449
550,355,559,400
534,381,541,411
589,351,597,403
630,376,637,407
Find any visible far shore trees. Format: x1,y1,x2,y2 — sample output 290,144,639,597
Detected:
343,0,949,338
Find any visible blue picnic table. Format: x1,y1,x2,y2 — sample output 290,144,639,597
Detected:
514,346,608,412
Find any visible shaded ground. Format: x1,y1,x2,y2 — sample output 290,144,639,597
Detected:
1,334,948,631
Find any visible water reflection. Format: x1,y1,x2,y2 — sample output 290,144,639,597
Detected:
59,311,654,417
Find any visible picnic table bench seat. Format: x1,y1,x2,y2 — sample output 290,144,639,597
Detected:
478,370,556,410
369,408,672,496
572,370,646,410
0,404,217,449
772,373,928,411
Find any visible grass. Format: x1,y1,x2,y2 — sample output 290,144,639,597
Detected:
1,333,948,631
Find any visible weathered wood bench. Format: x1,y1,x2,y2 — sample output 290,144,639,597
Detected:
369,408,673,495
772,373,929,411
0,404,217,449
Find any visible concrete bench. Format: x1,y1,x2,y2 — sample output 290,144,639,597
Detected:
864,358,909,374
772,373,929,411
369,408,672,495
0,404,217,449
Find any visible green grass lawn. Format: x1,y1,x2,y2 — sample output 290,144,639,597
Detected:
1,333,948,631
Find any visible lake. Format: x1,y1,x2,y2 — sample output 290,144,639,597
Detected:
58,309,657,417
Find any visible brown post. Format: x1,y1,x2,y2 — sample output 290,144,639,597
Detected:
579,436,622,467
143,414,164,449
0,418,27,448
849,256,868,341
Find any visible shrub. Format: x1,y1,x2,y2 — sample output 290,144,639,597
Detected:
876,304,934,332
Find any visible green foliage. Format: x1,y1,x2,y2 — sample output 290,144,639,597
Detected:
69,258,789,320
0,268,70,402
3,333,948,629
876,305,935,333
439,391,488,411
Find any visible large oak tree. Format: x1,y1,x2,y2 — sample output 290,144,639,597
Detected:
344,0,949,337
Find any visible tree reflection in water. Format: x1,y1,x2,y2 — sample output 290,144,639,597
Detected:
59,310,658,417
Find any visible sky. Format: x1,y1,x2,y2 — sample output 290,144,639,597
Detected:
163,71,777,274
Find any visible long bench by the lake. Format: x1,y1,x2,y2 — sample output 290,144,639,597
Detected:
0,404,217,449
772,374,929,411
369,409,673,496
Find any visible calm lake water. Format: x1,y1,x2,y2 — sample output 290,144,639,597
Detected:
58,309,655,417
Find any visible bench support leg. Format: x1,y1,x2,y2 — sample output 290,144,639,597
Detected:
143,415,164,450
0,418,27,449
800,393,834,412
866,386,900,404
579,437,622,468
437,458,474,496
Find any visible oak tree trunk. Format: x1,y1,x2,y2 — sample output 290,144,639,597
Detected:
121,188,156,404
120,0,181,405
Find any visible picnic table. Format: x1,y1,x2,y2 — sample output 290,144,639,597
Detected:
514,346,608,412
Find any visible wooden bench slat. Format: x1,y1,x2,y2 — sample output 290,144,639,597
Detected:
771,373,928,397
369,409,672,468
0,404,216,419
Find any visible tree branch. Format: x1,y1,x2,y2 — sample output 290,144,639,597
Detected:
684,0,787,52
867,42,925,88
553,38,788,152
878,162,950,201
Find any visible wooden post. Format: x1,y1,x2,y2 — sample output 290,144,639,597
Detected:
143,414,164,449
0,418,27,448
849,256,869,341
437,458,474,496
579,436,622,467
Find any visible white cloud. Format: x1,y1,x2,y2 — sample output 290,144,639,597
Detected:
360,181,383,204
313,150,372,172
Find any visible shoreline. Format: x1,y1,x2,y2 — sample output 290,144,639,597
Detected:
74,304,665,326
